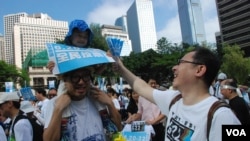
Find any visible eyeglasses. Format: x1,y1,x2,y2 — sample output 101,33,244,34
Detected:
177,59,203,65
70,74,91,83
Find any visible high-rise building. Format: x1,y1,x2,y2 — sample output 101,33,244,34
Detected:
101,24,132,56
115,15,128,32
4,12,68,68
0,34,4,60
215,0,250,57
126,0,157,53
177,0,206,45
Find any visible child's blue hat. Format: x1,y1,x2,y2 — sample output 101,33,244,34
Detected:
66,19,93,38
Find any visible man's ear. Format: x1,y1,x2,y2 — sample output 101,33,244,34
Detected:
195,65,206,77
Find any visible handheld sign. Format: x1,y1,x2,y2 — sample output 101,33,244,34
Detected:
19,87,36,101
106,36,124,57
122,131,149,141
46,43,114,74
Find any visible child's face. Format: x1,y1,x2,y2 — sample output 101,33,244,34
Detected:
71,29,89,47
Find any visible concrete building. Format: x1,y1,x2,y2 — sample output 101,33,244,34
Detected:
0,34,4,60
126,0,157,53
177,0,206,45
101,24,132,56
3,12,68,68
215,0,250,57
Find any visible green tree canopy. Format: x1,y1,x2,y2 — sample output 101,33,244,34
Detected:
221,45,250,84
0,60,30,90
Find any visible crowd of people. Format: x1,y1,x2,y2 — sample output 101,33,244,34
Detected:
1,19,250,141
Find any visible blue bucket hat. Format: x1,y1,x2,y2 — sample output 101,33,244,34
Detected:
66,20,93,45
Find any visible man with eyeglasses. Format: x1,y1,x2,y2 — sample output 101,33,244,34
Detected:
43,67,122,141
220,78,250,125
112,47,240,141
47,88,57,99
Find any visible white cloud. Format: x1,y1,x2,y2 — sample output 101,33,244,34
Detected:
157,15,182,44
204,17,220,43
157,0,219,44
87,0,132,25
201,0,220,43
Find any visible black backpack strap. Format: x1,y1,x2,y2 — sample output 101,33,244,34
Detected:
12,111,29,136
206,100,230,140
169,94,182,110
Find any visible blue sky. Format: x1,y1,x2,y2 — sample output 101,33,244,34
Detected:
0,0,219,43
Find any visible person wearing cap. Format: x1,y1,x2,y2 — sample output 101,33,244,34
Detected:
213,72,227,100
47,19,94,74
0,92,33,141
46,19,119,136
20,101,35,119
47,19,105,96
220,78,250,124
43,67,122,141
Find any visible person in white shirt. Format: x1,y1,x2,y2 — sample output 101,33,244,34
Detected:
33,88,49,126
107,87,121,110
112,47,240,141
43,67,122,141
0,125,7,141
0,92,33,141
213,72,227,99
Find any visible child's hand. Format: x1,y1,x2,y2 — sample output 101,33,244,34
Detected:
47,61,55,73
90,86,112,106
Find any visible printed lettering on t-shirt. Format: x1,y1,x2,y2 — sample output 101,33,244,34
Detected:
166,112,194,140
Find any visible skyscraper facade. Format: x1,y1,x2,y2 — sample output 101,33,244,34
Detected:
215,0,250,57
0,34,4,60
4,12,68,68
126,0,157,53
177,0,206,45
115,15,128,32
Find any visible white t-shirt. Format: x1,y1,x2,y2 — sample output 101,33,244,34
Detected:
118,95,129,109
112,98,121,110
0,126,7,141
9,118,33,141
153,89,241,141
40,98,50,115
44,96,106,141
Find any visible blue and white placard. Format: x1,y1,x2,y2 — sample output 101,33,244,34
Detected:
19,87,36,101
122,131,149,141
46,43,115,74
5,82,14,92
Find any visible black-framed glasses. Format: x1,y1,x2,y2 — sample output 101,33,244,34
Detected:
177,59,203,65
70,74,91,83
47,93,57,98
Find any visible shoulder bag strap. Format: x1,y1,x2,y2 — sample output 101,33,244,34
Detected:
207,100,230,140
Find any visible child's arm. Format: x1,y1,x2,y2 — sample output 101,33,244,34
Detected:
47,61,55,73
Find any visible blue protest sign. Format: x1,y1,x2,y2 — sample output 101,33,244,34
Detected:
106,36,124,57
46,43,115,74
122,131,149,141
19,87,36,101
5,82,14,92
